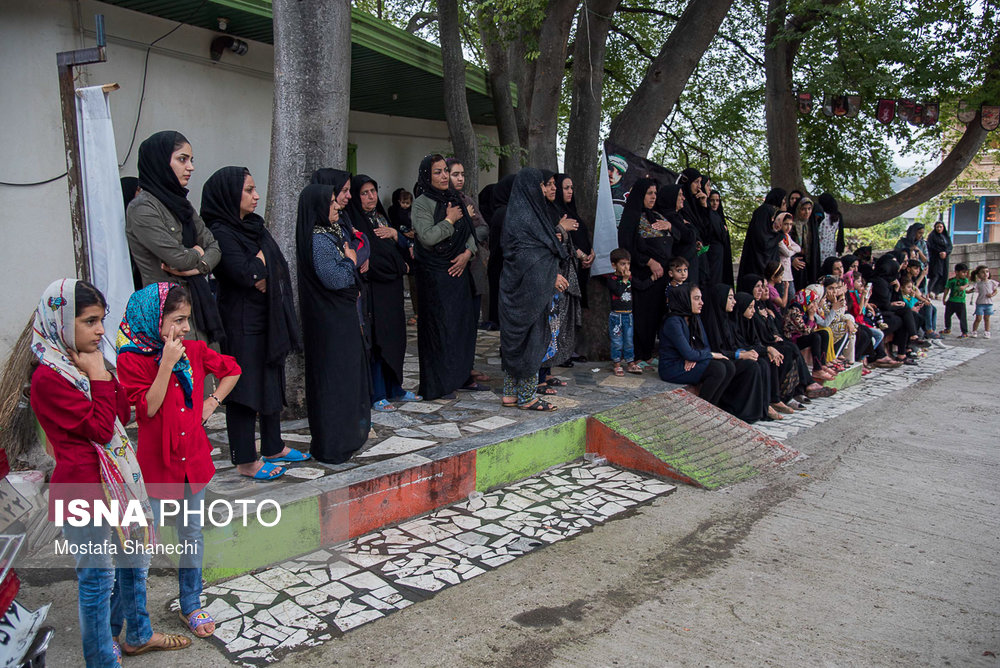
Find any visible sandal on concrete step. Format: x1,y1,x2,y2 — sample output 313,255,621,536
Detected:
180,609,216,638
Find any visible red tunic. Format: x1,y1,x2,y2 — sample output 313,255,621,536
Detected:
116,340,240,499
29,365,132,516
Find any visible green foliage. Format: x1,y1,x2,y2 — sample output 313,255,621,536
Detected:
845,217,908,252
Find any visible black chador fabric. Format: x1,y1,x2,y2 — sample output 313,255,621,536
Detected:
295,184,371,464
202,166,300,414
137,130,225,343
348,174,409,383
554,173,593,308
310,168,355,230
737,188,785,286
121,176,143,290
926,225,953,294
487,174,515,324
706,190,734,287
677,168,710,283
412,155,478,399
738,275,806,400
499,168,567,378
620,179,672,361
478,184,496,225
387,188,413,233
654,184,698,268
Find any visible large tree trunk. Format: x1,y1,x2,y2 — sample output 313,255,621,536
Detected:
840,113,990,227
526,0,580,169
438,0,479,193
477,16,522,176
564,0,620,361
266,0,351,408
511,35,535,150
607,0,735,156
764,0,804,191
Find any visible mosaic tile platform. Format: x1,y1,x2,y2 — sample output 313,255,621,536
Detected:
754,345,987,441
174,461,677,666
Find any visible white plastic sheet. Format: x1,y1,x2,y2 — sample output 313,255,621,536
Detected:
75,86,132,362
591,146,618,276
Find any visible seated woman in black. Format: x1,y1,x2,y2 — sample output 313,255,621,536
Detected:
658,284,734,406
869,254,920,363
703,284,775,423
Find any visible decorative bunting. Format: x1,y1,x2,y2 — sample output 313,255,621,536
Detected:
896,99,916,123
922,102,939,126
797,92,813,114
910,104,924,126
832,95,848,117
846,95,861,118
822,95,834,117
957,100,977,123
983,106,1000,131
876,99,896,124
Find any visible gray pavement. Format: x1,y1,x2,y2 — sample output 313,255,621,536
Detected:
20,337,999,666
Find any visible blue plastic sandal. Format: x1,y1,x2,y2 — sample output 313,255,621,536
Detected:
262,449,311,463
390,391,422,402
247,461,287,479
371,399,397,412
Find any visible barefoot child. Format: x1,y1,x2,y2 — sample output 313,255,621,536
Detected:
30,279,189,664
116,283,241,643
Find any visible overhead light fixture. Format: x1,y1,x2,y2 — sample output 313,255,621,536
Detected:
210,35,248,61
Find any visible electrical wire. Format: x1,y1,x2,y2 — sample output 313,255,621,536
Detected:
0,173,68,187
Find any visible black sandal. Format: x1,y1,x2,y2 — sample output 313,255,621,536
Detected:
544,377,567,387
519,399,557,411
536,385,558,395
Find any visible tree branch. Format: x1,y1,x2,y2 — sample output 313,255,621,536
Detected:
608,26,656,62
405,11,437,33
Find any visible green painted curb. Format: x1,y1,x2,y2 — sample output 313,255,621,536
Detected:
475,418,587,492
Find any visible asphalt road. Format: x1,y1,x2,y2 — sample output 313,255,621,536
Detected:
22,341,999,667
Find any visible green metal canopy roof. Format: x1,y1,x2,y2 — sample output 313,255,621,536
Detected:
96,0,498,124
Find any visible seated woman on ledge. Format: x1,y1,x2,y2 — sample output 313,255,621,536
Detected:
658,283,735,407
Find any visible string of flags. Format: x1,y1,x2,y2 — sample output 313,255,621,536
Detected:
795,92,998,131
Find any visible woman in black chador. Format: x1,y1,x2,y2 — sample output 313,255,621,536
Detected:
295,184,371,464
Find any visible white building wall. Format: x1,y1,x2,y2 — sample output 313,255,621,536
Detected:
0,0,497,358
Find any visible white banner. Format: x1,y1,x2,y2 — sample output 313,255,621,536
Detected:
75,85,132,362
591,147,619,276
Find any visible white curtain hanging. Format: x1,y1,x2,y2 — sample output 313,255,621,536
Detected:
591,145,619,276
75,85,132,362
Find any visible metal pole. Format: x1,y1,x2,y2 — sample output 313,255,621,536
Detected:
56,15,107,283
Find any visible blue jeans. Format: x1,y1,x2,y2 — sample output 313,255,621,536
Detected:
920,303,937,333
609,312,634,362
149,484,205,616
866,325,884,351
62,523,152,667
370,355,404,403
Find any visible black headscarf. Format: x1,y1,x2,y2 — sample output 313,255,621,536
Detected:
413,154,475,269
499,168,567,377
478,184,496,223
387,188,412,232
624,178,658,216
137,131,195,227
875,253,900,280
554,172,591,254
841,253,858,271
737,190,784,285
136,130,225,343
733,292,759,347
664,283,705,348
704,283,736,353
765,188,787,207
819,256,841,277
201,166,301,363
492,174,515,213
654,183,682,218
120,176,140,211
737,273,765,299
311,168,352,192
295,184,343,287
817,192,839,217
348,174,407,282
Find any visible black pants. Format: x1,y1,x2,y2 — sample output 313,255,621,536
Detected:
795,330,830,370
700,358,735,406
944,301,968,334
854,326,875,362
633,276,668,361
226,402,283,465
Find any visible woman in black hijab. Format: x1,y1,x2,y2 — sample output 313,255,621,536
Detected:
486,174,515,328
704,285,777,422
926,221,953,298
202,167,304,477
657,284,735,406
707,189,735,287
411,154,481,399
737,187,785,286
348,174,418,411
387,188,418,321
540,170,581,374
619,179,674,363
311,168,371,271
499,168,568,411
125,130,224,342
555,173,595,310
295,184,371,464
677,168,710,284
869,253,919,362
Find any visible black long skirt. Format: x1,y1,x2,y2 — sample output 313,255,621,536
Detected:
633,275,668,361
720,358,769,423
416,263,477,399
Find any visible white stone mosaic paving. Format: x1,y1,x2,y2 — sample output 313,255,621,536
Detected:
754,345,987,441
185,461,677,666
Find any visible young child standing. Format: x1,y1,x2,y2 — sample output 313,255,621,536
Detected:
666,256,689,286
969,265,998,338
116,283,241,644
606,248,645,376
29,279,188,664
942,263,972,337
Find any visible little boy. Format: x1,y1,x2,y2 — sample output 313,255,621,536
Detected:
667,256,689,286
606,248,645,376
942,263,972,337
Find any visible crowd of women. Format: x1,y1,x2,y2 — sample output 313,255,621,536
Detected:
26,128,961,665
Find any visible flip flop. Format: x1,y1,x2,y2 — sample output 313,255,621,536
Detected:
371,399,397,412
180,609,216,638
519,399,557,411
263,449,311,463
121,633,191,656
244,461,286,480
